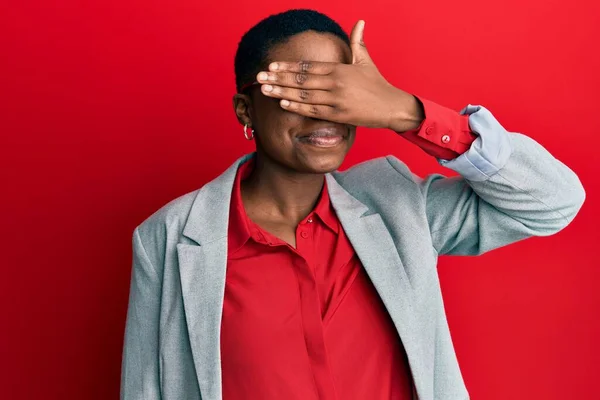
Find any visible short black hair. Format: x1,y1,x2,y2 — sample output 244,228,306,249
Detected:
234,9,350,92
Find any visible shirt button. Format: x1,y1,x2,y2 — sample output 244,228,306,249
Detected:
300,231,309,239
441,134,451,144
307,217,313,223
425,126,434,135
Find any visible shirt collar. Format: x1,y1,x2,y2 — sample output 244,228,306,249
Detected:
310,179,339,234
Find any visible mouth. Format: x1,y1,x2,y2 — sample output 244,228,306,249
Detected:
296,126,348,148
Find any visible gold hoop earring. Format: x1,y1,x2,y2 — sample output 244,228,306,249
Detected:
244,124,255,140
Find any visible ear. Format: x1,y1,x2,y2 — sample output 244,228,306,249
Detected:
232,93,253,127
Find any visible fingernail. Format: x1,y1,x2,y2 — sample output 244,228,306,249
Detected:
263,84,273,92
281,99,290,106
258,72,268,81
270,63,279,71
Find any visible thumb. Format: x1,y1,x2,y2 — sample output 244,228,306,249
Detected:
350,20,372,64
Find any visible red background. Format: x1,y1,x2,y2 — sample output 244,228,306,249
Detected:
1,1,599,399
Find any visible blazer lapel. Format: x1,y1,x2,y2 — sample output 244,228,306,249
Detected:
326,174,426,400
177,241,226,400
177,154,253,400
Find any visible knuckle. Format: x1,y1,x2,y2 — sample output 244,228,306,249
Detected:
295,73,308,85
298,89,310,100
309,105,320,115
298,61,311,73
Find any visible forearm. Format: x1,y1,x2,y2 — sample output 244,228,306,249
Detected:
390,103,587,255
442,106,586,234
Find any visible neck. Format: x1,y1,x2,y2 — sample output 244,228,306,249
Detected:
241,154,325,226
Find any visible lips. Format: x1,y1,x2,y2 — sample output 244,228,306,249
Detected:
296,126,347,148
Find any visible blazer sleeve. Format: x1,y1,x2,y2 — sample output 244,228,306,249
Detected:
121,227,162,399
392,105,586,256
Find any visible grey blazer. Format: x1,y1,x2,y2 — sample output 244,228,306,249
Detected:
121,105,585,400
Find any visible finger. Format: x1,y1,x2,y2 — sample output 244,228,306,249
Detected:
261,84,334,105
279,99,338,120
257,71,334,90
350,20,372,64
268,60,336,75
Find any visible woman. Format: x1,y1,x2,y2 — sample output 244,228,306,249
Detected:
121,9,585,400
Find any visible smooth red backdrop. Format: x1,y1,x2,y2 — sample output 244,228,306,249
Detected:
2,1,598,399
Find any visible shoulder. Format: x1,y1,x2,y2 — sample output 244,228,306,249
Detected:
328,155,425,214
133,188,200,265
332,155,421,190
133,155,248,255
137,189,199,236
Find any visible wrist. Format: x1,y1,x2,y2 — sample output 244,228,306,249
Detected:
387,89,425,133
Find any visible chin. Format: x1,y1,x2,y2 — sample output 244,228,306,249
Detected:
302,153,347,174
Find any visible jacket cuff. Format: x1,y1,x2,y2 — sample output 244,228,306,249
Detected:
438,105,513,182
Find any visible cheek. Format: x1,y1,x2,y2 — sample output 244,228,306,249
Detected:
252,97,302,143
